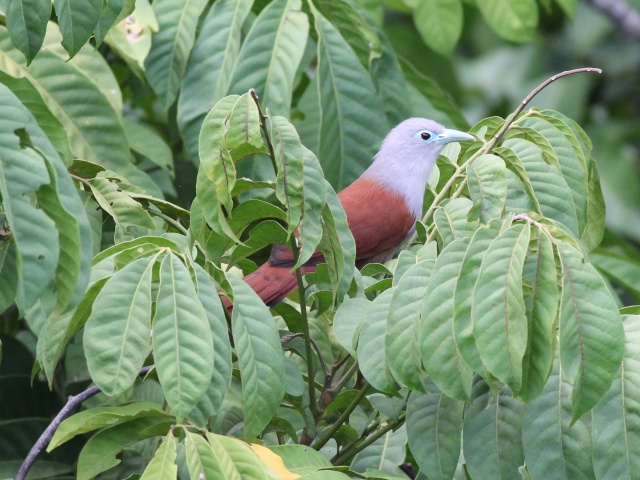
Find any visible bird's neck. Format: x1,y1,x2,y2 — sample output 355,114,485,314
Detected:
361,153,436,220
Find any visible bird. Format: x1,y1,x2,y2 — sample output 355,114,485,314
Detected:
225,118,474,309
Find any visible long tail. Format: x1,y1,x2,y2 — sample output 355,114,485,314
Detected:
222,263,315,311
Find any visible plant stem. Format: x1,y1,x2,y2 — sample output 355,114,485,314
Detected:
250,89,278,174
331,412,406,466
149,209,188,235
16,366,154,480
329,359,359,394
312,382,370,451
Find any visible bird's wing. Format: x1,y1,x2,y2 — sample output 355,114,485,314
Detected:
268,177,416,268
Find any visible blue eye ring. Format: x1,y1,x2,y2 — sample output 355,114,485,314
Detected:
414,130,434,142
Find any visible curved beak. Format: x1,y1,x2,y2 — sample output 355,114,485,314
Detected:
435,128,475,145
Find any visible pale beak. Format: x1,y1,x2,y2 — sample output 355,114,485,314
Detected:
435,128,475,144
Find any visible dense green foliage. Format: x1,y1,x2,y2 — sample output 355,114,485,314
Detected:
1,0,640,479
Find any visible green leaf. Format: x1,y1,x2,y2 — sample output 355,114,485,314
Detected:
472,222,530,393
386,259,434,391
229,220,288,267
420,238,473,400
554,0,576,17
268,444,332,475
296,146,327,267
93,235,179,265
592,314,640,480
453,220,502,376
177,0,253,161
520,228,558,401
269,115,305,234
53,0,102,58
0,71,72,164
48,402,171,450
0,240,18,312
140,433,177,480
581,158,605,251
522,355,594,480
76,417,174,480
358,289,396,393
84,255,156,397
185,431,226,479
406,391,464,480
228,274,285,438
228,0,308,118
557,243,624,421
412,0,462,56
333,297,370,358
0,26,131,173
0,85,58,310
463,380,525,479
206,432,272,479
6,0,51,64
188,263,233,426
350,424,407,473
503,138,579,237
302,4,388,190
152,253,214,419
433,198,477,245
467,154,507,223
90,177,156,232
476,0,538,42
123,118,173,174
144,0,208,109
317,182,356,303
94,0,129,47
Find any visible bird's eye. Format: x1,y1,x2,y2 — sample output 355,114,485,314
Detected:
420,131,431,141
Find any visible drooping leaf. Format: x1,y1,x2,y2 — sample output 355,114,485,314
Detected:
472,222,530,393
557,243,624,421
94,0,131,47
6,0,51,63
140,432,177,480
185,431,226,479
476,0,538,42
152,253,214,419
333,297,370,358
419,238,473,400
206,432,273,480
228,274,285,438
177,0,253,161
84,254,156,397
301,4,388,190
411,0,462,56
467,153,507,223
53,0,102,58
0,240,18,312
406,391,464,480
463,379,525,480
144,0,208,109
228,0,308,118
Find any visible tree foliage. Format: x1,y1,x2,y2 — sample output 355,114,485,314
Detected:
0,1,639,479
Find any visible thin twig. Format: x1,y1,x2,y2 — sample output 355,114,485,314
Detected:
329,359,359,395
311,382,370,451
149,209,189,236
70,173,92,187
16,366,154,480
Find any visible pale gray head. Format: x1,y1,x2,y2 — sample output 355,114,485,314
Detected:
362,118,474,219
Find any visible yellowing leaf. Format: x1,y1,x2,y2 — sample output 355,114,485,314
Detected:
250,444,300,480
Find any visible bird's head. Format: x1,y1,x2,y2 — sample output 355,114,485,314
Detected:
363,118,475,217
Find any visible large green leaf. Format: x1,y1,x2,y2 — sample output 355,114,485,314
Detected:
520,228,558,401
0,84,58,310
387,259,434,391
558,243,624,421
472,222,530,392
522,355,594,480
406,391,464,480
188,263,232,426
463,380,525,479
140,432,177,480
476,0,538,42
419,238,473,400
0,26,131,173
0,239,18,312
152,253,214,419
453,220,502,376
350,424,407,473
144,0,208,109
592,315,640,480
94,0,131,47
185,431,227,479
296,146,327,267
358,289,395,393
53,0,102,58
229,274,286,438
302,4,388,190
411,0,462,56
177,0,253,161
84,254,156,397
228,0,308,118
206,432,272,479
333,297,370,358
6,0,51,64
504,138,579,237
581,158,606,251
433,197,477,244
467,153,507,223
269,115,305,234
